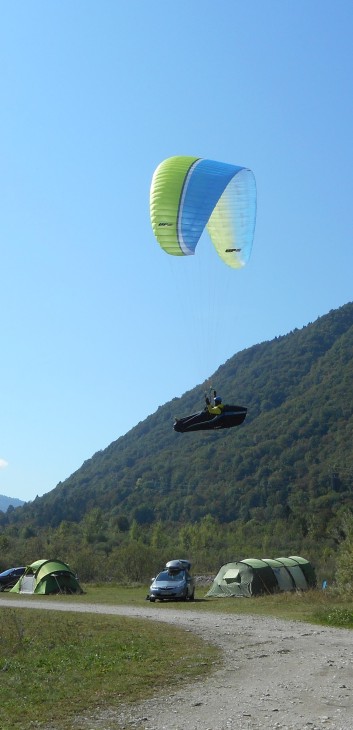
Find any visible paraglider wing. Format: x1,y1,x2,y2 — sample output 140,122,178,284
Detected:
173,405,247,433
150,156,256,268
206,167,256,268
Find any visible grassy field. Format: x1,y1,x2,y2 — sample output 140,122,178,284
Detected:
1,585,353,730
0,605,219,730
7,581,352,626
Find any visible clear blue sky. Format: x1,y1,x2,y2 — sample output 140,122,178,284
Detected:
1,1,353,502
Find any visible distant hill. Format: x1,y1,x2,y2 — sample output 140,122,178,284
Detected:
2,301,353,572
0,494,25,512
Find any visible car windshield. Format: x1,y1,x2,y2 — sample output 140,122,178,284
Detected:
156,570,184,582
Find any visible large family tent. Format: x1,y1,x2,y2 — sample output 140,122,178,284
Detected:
261,559,297,592
287,555,317,587
10,559,83,595
206,556,315,598
274,557,314,590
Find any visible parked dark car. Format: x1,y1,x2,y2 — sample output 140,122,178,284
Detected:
149,559,195,602
0,567,25,591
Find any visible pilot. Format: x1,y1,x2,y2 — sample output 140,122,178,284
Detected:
205,394,224,415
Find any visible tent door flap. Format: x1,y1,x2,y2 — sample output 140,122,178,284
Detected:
19,576,35,593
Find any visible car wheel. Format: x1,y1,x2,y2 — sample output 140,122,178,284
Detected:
149,596,156,602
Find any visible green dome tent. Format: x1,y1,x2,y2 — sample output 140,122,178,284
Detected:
206,556,315,598
10,559,83,595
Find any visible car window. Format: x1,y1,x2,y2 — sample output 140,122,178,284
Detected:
156,570,185,582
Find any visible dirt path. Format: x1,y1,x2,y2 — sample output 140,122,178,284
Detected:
1,598,353,730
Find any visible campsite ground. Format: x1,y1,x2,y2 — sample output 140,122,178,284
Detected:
1,597,353,730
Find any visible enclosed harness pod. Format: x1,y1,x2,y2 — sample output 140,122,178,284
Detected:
173,405,247,433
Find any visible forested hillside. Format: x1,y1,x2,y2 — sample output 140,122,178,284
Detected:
1,302,353,582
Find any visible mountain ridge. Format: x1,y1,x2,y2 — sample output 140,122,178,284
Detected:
8,303,353,515
0,495,25,512
1,301,353,577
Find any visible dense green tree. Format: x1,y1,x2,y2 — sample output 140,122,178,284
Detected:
335,511,353,592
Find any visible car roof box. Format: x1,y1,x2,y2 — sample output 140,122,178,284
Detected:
165,559,191,571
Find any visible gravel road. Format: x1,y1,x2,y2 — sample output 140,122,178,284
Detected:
1,597,353,730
